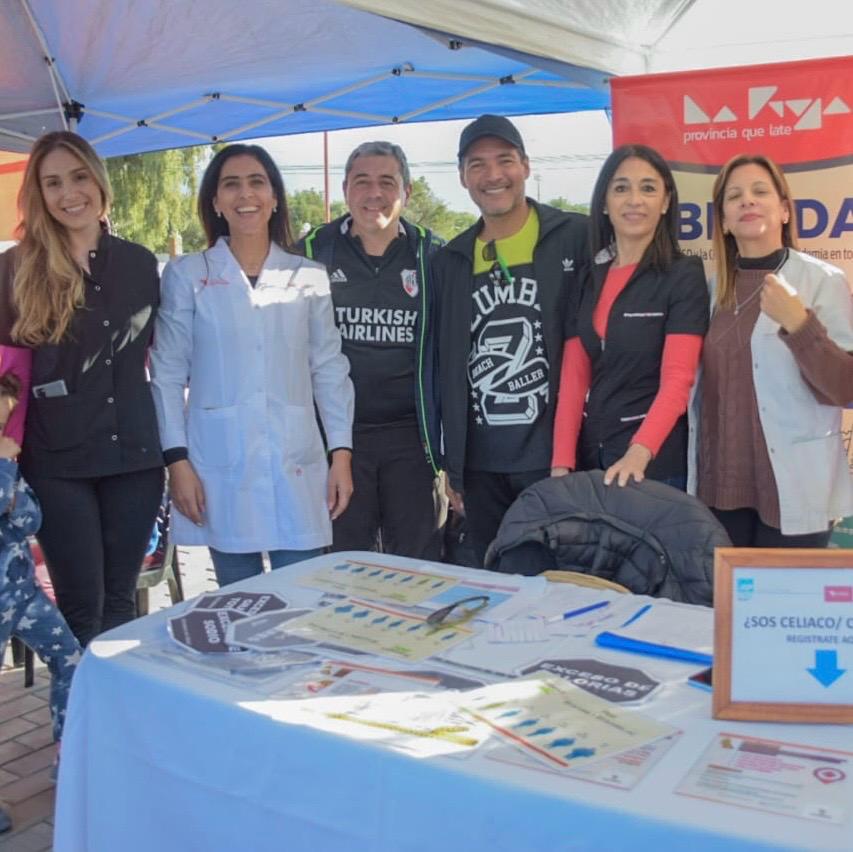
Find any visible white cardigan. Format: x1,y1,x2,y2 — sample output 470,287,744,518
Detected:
688,249,853,534
150,238,354,552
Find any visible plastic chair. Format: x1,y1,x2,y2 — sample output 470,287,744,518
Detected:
135,499,184,616
543,570,630,594
136,539,184,616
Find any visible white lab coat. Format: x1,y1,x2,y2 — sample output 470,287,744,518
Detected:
688,249,853,534
150,238,354,551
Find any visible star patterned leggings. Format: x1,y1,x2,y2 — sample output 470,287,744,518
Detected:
0,562,81,741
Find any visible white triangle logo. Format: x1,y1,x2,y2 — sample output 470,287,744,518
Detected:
749,86,777,119
795,99,823,130
786,99,812,117
683,95,710,124
713,106,737,122
824,96,850,115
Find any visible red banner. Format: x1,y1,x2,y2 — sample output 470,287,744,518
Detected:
613,56,852,167
0,152,26,241
611,56,853,281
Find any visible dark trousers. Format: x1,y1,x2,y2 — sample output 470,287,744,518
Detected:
332,424,442,561
27,466,165,646
463,468,550,568
712,507,832,548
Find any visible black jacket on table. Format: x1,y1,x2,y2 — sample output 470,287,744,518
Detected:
433,200,588,492
0,233,163,479
302,216,443,475
574,252,709,480
485,470,730,605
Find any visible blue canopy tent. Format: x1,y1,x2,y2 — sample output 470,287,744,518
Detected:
0,0,623,156
1,0,846,157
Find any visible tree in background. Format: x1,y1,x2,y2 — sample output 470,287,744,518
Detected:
547,196,590,215
106,151,479,252
287,188,345,237
287,179,476,241
406,177,476,241
106,147,209,254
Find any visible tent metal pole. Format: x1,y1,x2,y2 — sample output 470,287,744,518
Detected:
398,69,537,122
0,109,58,121
19,0,72,131
323,131,331,224
0,126,38,144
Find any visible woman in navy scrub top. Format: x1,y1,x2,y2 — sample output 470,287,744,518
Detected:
552,144,709,489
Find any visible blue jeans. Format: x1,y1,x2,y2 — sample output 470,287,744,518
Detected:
208,547,324,588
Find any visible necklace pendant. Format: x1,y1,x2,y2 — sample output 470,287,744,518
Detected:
734,306,739,316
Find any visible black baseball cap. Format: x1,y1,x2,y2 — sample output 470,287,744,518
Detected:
457,114,526,162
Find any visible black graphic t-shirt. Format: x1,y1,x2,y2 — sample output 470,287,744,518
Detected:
466,212,552,471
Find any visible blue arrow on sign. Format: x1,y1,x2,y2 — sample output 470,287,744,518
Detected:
808,650,846,688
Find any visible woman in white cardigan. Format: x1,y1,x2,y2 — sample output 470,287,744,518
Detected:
151,144,354,586
691,153,853,547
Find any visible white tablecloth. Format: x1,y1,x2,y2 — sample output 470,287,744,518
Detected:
53,552,853,852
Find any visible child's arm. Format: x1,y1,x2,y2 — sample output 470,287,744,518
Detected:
0,456,19,515
0,347,31,444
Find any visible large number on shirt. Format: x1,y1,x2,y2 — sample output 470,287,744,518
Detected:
468,317,548,426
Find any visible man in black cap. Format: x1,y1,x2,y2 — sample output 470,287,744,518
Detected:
433,114,588,567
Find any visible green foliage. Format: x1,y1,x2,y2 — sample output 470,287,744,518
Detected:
106,146,209,254
105,153,476,252
287,177,476,241
406,177,476,241
287,188,345,236
546,197,590,215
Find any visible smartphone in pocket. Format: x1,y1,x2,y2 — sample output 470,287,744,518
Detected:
32,379,68,399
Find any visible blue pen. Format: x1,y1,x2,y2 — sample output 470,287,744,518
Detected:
547,600,609,623
620,604,652,627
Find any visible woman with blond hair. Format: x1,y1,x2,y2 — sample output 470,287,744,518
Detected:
691,153,853,546
0,131,163,645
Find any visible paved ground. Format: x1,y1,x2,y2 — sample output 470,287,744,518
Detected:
0,545,218,851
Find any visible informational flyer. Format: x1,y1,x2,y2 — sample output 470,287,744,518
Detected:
488,732,681,790
298,560,459,606
731,567,853,704
461,676,676,772
294,690,492,758
676,733,853,824
275,598,476,662
291,661,484,697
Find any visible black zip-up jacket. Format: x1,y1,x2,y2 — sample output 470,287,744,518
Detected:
302,216,443,474
433,200,588,492
0,234,162,479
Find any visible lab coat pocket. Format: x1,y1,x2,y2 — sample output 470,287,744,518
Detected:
188,405,241,469
282,404,324,465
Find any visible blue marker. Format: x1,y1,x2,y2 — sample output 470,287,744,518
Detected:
621,604,652,627
547,600,610,623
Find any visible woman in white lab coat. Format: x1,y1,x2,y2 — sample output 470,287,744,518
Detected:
151,144,354,587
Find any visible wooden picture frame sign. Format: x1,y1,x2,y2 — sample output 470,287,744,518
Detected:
713,548,853,724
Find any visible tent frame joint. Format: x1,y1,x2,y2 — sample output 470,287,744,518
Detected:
63,100,84,124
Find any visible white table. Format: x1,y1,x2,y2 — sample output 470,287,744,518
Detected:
54,552,853,852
